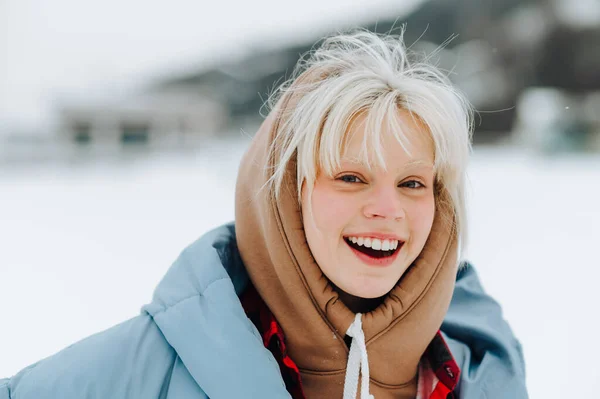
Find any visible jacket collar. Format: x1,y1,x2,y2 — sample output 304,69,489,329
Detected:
142,223,291,398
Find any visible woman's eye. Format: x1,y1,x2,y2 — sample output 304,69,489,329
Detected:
338,175,363,183
400,180,425,189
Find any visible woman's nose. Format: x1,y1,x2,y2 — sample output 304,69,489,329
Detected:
363,185,405,220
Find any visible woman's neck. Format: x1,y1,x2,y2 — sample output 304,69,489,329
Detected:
334,286,386,314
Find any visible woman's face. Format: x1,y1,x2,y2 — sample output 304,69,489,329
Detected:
302,110,436,300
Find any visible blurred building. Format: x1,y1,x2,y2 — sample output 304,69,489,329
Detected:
59,88,226,148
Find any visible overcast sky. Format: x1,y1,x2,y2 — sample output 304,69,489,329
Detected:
0,0,422,134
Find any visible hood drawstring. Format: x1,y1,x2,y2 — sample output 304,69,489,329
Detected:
343,313,374,399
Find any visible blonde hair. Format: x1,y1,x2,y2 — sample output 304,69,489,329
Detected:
265,28,473,256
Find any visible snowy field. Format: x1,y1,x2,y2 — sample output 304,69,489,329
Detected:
1,137,599,398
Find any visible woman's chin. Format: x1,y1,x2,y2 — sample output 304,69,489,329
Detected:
349,287,391,299
340,279,395,300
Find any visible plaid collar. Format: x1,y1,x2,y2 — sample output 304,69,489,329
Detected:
241,284,460,399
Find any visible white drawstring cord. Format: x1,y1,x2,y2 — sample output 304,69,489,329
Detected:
343,313,374,399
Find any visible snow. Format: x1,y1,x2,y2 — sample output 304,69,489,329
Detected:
1,139,599,398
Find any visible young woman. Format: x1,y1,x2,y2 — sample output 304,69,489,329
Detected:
0,30,527,398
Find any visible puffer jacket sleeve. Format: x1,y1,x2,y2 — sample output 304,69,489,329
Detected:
0,314,178,398
442,262,528,398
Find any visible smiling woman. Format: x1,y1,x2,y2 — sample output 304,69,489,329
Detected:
0,29,527,399
302,110,437,302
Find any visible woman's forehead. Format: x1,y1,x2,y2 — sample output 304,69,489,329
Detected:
347,107,431,143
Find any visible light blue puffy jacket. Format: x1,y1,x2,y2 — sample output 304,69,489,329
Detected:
0,223,528,398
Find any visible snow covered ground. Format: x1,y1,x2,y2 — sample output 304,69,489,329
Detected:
1,138,599,398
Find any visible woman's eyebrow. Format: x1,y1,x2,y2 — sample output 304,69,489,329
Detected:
338,158,434,170
403,160,434,169
339,158,369,168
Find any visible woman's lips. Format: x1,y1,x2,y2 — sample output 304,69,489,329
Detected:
344,238,402,267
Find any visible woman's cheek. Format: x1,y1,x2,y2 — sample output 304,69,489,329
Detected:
406,197,435,236
312,188,353,228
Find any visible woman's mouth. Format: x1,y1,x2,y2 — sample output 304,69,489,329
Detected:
343,236,403,260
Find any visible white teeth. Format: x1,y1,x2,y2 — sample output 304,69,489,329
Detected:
346,236,400,251
371,239,382,250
